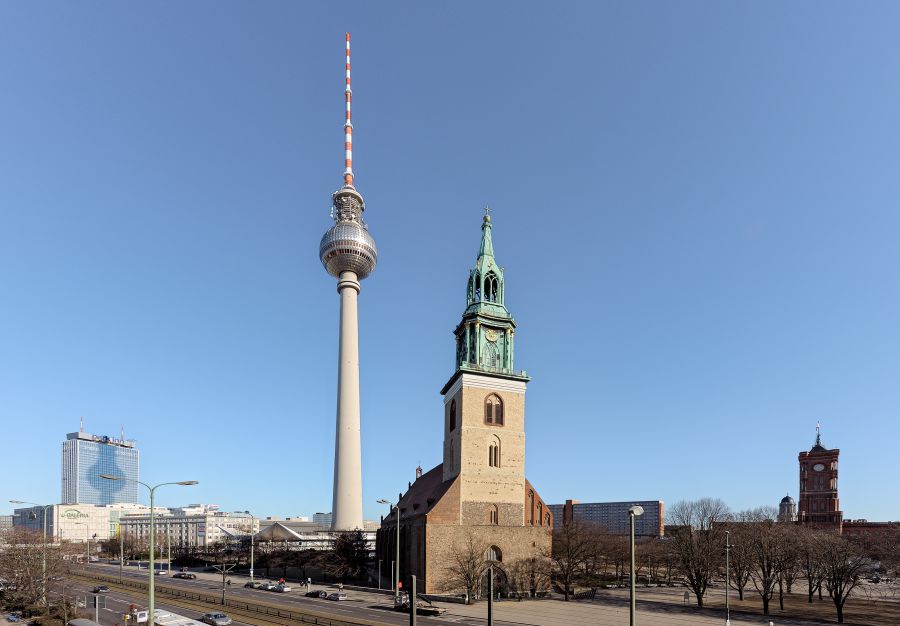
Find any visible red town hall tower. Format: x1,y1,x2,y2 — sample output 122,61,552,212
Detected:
797,426,843,531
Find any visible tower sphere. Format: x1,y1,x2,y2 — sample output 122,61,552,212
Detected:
319,187,378,280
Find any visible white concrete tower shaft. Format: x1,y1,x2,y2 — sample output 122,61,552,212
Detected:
318,33,377,532
332,272,363,529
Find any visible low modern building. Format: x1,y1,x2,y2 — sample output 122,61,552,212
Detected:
119,508,258,549
13,503,161,542
548,500,665,537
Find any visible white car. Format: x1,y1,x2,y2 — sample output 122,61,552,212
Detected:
272,585,291,593
260,582,279,591
327,592,348,601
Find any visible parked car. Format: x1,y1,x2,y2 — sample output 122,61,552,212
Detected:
327,592,348,601
154,569,168,576
305,590,328,598
173,572,197,580
244,581,263,589
272,585,291,593
260,582,279,591
93,585,110,594
200,613,232,626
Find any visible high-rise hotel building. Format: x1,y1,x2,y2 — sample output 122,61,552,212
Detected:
61,430,139,505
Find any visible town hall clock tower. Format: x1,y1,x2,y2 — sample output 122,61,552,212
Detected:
797,425,843,531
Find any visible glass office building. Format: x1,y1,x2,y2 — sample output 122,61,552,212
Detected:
61,430,140,504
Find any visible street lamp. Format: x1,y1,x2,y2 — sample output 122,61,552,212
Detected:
10,500,52,611
243,511,256,582
100,475,197,624
725,530,732,626
377,498,400,602
628,505,644,626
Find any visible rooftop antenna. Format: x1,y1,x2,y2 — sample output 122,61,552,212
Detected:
815,420,822,447
121,424,125,441
343,32,354,189
80,415,84,433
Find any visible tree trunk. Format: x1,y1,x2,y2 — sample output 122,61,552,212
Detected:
778,578,784,610
762,595,769,615
836,599,844,624
738,587,744,601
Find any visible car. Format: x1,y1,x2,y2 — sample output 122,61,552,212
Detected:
93,585,110,594
272,585,291,593
305,590,328,598
327,592,348,601
154,569,168,576
173,572,197,580
200,612,232,626
260,582,279,591
244,580,263,589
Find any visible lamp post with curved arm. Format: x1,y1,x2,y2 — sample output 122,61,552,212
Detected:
9,500,52,610
100,475,198,623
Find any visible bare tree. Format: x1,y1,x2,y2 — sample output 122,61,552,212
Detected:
668,498,731,608
744,512,786,616
724,519,753,600
441,531,489,603
797,525,827,603
548,519,593,601
820,533,867,624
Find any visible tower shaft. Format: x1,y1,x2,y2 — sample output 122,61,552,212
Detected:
332,271,363,530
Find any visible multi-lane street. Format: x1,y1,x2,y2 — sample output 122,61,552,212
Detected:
73,563,492,626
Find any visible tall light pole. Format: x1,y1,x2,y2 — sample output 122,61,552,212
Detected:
243,511,256,582
377,499,400,602
101,475,197,624
628,505,644,626
10,500,52,611
725,530,732,626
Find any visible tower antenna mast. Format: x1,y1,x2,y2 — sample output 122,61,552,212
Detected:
344,32,354,189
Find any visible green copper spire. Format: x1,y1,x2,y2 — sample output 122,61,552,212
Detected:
450,212,528,381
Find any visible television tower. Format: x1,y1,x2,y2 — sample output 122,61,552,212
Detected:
318,32,377,531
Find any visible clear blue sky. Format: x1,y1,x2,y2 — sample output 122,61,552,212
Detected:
2,2,898,523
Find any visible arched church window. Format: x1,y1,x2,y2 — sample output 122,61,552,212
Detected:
537,502,543,526
485,394,504,425
474,271,481,300
484,272,498,302
486,504,499,525
545,512,551,527
485,545,502,562
467,275,474,302
528,491,535,525
488,435,501,467
449,399,456,431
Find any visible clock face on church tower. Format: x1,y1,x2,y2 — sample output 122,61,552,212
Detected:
813,463,825,472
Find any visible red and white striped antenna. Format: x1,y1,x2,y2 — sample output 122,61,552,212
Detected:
343,32,354,188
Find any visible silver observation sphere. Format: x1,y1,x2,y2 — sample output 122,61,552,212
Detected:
320,219,378,280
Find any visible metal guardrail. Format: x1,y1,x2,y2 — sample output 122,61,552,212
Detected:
72,572,387,626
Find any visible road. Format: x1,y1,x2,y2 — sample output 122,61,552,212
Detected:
50,578,253,626
74,563,497,626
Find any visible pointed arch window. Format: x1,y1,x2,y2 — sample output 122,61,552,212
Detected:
484,341,499,370
545,512,551,527
473,271,482,301
485,545,502,562
528,491,535,525
488,436,501,468
537,502,543,526
486,504,499,525
484,272,499,302
485,394,504,425
449,399,457,432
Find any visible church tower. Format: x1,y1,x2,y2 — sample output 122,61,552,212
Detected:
797,425,842,531
376,212,551,594
440,211,531,525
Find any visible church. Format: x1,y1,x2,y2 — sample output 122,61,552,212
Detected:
375,212,552,594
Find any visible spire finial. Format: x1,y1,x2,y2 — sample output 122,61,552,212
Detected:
343,32,354,189
816,420,821,446
80,415,84,432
